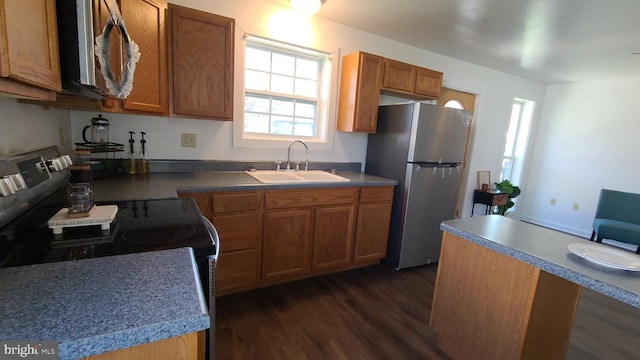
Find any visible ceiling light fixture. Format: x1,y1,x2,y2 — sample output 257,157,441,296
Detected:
290,0,326,16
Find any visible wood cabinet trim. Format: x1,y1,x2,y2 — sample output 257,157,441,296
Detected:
264,188,358,210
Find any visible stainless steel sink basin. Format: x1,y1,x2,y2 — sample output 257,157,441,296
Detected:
245,170,350,184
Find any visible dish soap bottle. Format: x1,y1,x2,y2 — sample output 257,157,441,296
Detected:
137,131,149,174
128,131,137,175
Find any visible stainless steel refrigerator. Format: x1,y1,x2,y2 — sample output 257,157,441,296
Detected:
365,102,471,269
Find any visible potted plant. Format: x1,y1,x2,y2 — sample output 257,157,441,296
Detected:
493,179,521,215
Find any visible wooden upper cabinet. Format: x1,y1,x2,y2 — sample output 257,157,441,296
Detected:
337,51,443,133
119,0,168,114
0,0,60,100
381,58,443,99
92,0,168,114
414,67,443,98
168,4,234,120
382,59,416,93
337,51,383,133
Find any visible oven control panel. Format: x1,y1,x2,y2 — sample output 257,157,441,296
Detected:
0,152,72,197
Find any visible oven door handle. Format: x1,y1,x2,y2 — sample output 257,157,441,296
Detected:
202,216,220,263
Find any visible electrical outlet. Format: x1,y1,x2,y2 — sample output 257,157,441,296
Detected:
572,203,580,211
181,133,196,148
550,198,556,206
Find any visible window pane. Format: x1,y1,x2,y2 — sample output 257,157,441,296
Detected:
246,48,271,72
504,103,521,157
295,101,316,118
244,113,270,134
245,70,270,91
272,98,294,116
245,94,270,113
444,99,464,109
296,58,318,80
272,116,293,135
294,120,314,136
272,53,295,76
295,78,317,97
271,74,295,94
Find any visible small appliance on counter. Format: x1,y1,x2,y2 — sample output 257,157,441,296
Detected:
82,114,110,145
75,114,125,178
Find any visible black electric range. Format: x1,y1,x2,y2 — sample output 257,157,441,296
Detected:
0,187,217,269
0,147,218,359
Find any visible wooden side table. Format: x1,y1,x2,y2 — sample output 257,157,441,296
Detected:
472,190,508,216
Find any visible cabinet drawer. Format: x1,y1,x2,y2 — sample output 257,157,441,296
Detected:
360,186,394,203
213,191,260,214
265,188,358,209
212,213,258,252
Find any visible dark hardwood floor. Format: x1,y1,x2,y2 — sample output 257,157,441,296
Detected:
215,264,640,360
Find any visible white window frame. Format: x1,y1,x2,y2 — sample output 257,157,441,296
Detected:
233,34,337,150
499,98,535,211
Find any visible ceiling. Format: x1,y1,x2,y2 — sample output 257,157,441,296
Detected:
305,0,640,84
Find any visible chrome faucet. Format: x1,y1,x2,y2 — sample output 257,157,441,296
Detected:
286,139,309,171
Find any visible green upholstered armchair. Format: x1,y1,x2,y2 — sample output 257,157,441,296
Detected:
590,189,640,254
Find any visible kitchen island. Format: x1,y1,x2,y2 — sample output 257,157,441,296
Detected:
430,215,640,360
0,247,209,360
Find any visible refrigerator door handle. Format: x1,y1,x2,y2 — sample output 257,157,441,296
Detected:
409,161,461,168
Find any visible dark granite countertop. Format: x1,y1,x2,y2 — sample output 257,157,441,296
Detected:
91,171,397,202
441,216,640,308
0,247,209,360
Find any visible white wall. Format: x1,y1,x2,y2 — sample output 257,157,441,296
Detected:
521,76,640,238
68,0,547,218
0,98,71,156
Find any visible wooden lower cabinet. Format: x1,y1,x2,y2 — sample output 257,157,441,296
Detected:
262,209,313,279
354,202,392,262
354,187,393,262
182,186,393,294
83,331,204,360
313,205,355,270
179,191,261,294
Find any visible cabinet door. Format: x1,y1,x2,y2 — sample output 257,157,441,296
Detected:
354,202,392,262
216,248,259,291
312,205,355,270
0,0,60,92
337,51,383,133
262,209,312,280
382,59,415,93
169,4,234,120
119,0,168,114
414,67,443,98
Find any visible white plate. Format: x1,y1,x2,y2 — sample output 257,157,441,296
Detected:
568,242,640,271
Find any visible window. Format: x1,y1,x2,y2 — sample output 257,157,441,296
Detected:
242,36,331,142
500,98,534,185
443,99,464,109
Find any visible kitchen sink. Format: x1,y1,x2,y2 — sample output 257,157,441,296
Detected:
245,170,350,184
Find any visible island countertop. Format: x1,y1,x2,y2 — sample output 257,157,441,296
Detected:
441,215,640,308
0,247,210,360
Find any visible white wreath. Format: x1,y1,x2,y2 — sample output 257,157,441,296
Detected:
95,13,141,99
